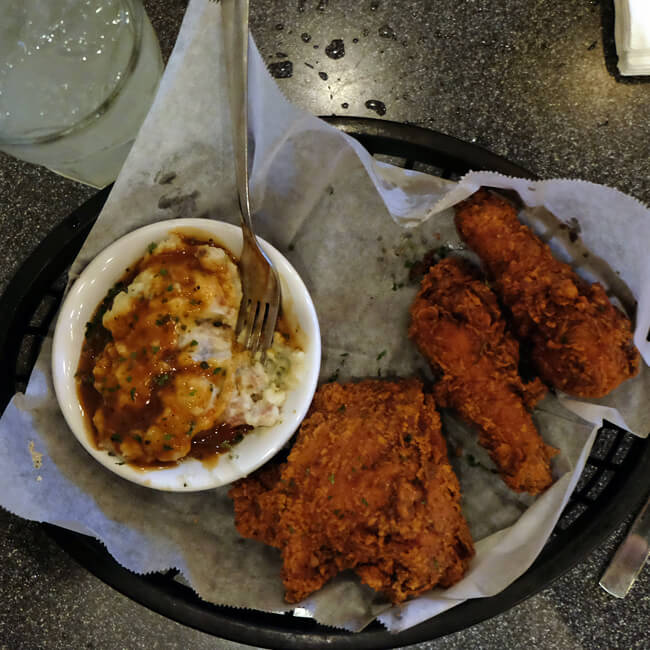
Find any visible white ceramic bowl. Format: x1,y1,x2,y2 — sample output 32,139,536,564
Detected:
52,219,321,491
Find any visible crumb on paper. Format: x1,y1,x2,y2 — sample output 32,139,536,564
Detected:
28,441,43,469
36,476,42,482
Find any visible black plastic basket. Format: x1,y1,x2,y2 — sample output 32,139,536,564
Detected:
1,117,647,650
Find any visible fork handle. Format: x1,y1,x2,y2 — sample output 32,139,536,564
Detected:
223,0,255,242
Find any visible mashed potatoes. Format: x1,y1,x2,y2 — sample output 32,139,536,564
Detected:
77,232,303,465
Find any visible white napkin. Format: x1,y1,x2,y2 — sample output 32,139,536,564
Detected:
614,0,650,75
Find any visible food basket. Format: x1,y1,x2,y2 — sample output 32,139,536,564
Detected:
1,117,647,649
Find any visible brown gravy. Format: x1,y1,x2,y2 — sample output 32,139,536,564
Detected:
76,231,296,471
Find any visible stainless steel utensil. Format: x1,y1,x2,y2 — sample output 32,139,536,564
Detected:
221,0,281,357
600,491,650,598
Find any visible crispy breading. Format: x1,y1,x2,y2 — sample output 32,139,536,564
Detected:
455,189,640,398
409,257,556,495
229,379,474,604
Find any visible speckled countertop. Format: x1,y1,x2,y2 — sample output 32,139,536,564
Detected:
0,1,648,649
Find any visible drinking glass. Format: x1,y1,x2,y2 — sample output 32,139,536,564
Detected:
0,0,163,188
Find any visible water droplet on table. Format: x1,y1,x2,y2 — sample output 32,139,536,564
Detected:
365,99,386,116
317,0,328,11
325,39,345,59
268,61,293,79
378,25,396,39
341,102,349,109
301,32,312,43
318,71,328,80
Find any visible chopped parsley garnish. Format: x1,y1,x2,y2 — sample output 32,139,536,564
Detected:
130,351,138,359
154,373,170,386
328,473,335,485
130,388,136,401
377,349,387,361
405,434,412,443
166,284,173,291
186,422,195,437
110,434,122,443
337,404,346,413
163,444,173,451
164,434,173,441
213,367,222,375
126,376,132,383
190,340,198,346
151,345,160,354
155,314,171,327
361,497,369,507
158,268,169,276
189,390,196,396
305,467,310,475
133,434,142,443
147,242,157,254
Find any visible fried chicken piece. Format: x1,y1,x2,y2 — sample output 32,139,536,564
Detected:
409,258,556,495
455,189,640,398
229,379,474,604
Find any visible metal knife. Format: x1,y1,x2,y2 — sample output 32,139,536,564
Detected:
600,492,650,598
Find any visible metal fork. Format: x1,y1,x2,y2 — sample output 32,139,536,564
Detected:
221,0,281,357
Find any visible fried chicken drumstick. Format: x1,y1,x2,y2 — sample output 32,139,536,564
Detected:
229,379,474,604
455,190,640,398
409,258,557,495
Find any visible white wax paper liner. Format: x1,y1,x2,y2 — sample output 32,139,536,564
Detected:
0,0,648,633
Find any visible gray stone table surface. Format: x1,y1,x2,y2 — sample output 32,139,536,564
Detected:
0,1,648,648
